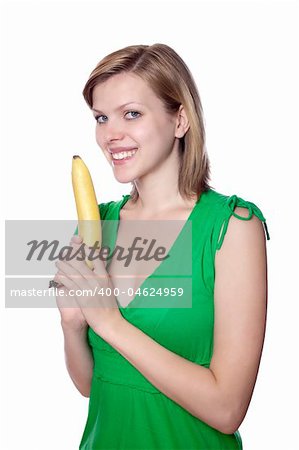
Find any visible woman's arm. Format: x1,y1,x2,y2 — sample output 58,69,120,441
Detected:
61,322,94,397
100,207,268,434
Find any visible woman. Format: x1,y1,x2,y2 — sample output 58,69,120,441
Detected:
54,44,270,449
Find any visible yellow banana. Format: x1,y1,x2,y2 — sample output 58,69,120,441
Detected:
72,155,102,268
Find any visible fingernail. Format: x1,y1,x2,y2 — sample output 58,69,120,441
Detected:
72,235,82,241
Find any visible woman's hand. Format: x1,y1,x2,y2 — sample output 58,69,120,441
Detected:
55,282,88,331
53,237,88,331
54,235,123,339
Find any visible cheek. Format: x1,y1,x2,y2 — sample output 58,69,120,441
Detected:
145,119,175,150
133,119,168,146
95,127,108,154
132,127,152,145
95,127,102,146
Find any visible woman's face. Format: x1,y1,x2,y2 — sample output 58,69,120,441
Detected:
91,72,180,184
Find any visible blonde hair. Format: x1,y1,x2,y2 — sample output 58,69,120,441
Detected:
82,43,213,202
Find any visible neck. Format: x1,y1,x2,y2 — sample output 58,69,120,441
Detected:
132,146,185,213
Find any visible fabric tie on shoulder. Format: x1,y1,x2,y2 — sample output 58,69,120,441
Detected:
216,194,270,251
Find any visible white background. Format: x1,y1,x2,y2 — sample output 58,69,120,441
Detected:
1,0,298,449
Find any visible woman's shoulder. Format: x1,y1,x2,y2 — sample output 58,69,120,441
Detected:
208,188,267,219
205,188,270,250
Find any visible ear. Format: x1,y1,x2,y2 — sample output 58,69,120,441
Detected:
175,105,190,138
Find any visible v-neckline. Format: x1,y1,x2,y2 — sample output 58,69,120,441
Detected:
109,191,207,310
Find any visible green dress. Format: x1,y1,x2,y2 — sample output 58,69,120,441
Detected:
79,188,270,450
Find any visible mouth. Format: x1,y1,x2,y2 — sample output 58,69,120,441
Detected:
110,148,138,164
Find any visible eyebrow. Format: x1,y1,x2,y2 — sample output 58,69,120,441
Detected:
92,102,144,114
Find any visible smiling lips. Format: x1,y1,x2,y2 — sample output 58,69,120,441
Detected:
108,146,137,154
109,147,138,161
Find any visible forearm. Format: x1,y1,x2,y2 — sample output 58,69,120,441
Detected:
61,322,94,397
101,319,232,433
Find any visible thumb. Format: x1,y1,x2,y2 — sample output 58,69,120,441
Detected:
90,247,107,276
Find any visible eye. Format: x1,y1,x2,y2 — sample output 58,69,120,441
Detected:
125,111,141,120
95,115,108,124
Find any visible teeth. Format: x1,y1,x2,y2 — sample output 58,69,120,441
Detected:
111,150,137,160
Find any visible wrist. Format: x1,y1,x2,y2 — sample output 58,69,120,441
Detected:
61,320,88,334
99,313,127,343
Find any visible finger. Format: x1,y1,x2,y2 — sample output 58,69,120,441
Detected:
55,271,76,291
67,238,85,261
55,259,99,290
69,243,108,279
83,244,107,277
67,239,93,266
70,234,83,245
55,282,79,308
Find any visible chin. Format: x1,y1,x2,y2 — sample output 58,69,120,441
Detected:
112,172,136,184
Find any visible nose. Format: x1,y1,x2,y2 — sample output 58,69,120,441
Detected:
102,118,126,144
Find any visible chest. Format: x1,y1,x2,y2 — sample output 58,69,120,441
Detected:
106,208,193,307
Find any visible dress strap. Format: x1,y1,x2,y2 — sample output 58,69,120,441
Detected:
216,194,270,251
